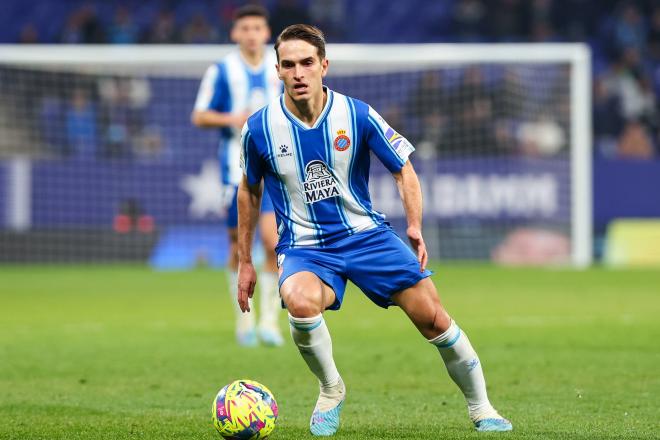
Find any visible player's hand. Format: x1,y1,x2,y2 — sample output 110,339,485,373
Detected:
407,227,428,272
237,262,257,312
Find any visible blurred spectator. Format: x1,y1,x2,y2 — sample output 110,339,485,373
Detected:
181,13,219,44
143,10,180,44
66,88,97,158
406,70,450,157
601,48,656,123
98,77,150,159
647,6,660,62
308,0,346,41
270,0,312,38
445,67,500,156
108,6,139,44
39,95,66,156
611,3,647,54
487,0,526,41
593,77,625,157
555,0,599,41
617,120,655,159
529,21,560,42
132,125,167,161
450,0,488,42
19,24,39,44
59,4,106,44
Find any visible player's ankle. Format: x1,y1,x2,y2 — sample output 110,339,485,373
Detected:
469,404,502,422
320,376,343,393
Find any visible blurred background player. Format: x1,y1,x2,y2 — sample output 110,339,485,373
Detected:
192,5,283,347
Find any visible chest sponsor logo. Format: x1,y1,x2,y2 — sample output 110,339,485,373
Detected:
303,160,340,204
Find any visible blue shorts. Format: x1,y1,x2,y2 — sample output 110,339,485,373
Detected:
278,225,432,310
226,186,275,228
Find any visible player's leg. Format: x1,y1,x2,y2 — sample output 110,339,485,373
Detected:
346,226,511,432
279,254,346,436
226,188,256,346
392,279,512,432
256,195,284,346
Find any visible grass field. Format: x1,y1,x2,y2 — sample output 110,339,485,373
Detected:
1,264,658,439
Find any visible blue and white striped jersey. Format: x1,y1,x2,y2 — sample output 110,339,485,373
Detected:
194,50,281,185
241,88,415,252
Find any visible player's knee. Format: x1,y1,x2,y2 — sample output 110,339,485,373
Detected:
282,287,323,318
428,307,451,337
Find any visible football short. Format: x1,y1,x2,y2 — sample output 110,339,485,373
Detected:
277,224,432,310
226,185,275,228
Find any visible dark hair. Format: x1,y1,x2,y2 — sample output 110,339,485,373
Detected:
232,4,269,22
274,24,326,62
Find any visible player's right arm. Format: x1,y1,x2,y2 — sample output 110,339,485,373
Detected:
236,123,266,312
190,64,248,130
236,175,262,312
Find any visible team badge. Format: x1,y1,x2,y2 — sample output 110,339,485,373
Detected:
333,129,350,151
303,160,340,204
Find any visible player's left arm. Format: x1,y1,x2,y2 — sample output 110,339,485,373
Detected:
364,104,427,271
392,161,427,272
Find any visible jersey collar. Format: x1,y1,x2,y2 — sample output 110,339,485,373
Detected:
279,86,334,130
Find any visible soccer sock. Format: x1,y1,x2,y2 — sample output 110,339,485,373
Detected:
429,320,498,422
289,313,344,411
228,271,255,334
258,271,281,331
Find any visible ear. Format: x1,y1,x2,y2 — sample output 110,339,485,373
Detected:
230,25,238,44
321,58,329,78
276,63,283,80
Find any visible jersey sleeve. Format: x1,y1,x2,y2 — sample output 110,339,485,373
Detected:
193,64,229,112
364,106,415,173
240,123,265,185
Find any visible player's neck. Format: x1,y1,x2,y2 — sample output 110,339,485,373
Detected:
239,47,264,68
285,87,327,127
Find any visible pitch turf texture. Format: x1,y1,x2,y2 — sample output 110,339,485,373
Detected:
1,265,658,440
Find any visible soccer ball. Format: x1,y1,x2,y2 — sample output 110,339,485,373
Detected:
212,379,278,439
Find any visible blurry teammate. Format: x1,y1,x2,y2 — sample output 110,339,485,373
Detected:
192,5,283,347
237,24,512,434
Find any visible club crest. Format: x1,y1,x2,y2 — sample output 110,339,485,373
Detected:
333,129,350,151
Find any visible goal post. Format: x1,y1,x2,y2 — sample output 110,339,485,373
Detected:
0,43,592,267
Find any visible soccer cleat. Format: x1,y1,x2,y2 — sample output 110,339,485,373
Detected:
310,378,345,436
310,400,344,436
258,327,285,347
236,329,258,347
474,417,513,432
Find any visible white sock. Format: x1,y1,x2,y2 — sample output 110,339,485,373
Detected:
258,271,281,332
289,313,344,411
228,271,255,334
429,320,499,422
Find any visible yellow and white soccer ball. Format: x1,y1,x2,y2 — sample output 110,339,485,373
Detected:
212,379,278,439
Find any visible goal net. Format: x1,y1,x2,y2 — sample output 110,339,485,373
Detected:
0,44,591,267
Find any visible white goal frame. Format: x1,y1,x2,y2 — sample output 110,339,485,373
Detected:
0,43,592,267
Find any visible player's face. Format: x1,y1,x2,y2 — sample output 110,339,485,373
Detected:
231,16,270,53
276,39,328,103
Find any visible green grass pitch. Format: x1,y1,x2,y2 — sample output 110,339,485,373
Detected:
1,264,658,439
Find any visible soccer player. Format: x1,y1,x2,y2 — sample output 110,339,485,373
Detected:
191,5,284,347
237,24,513,435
